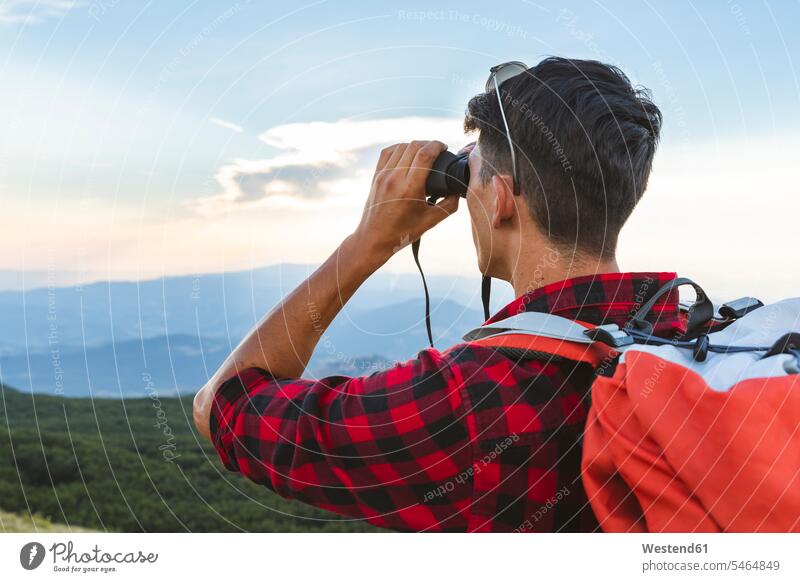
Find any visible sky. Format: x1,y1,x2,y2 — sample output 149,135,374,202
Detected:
1,0,798,300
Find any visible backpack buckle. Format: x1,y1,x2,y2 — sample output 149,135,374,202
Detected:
719,297,763,319
583,324,634,348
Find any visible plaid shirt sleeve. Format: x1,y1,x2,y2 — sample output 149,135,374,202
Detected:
209,347,475,531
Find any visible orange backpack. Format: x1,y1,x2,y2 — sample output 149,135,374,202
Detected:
464,278,800,532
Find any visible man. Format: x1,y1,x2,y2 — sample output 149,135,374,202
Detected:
194,57,680,532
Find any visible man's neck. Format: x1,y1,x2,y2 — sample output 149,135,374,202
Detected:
508,246,620,298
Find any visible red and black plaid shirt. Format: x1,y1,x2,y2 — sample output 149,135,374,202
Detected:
211,272,682,532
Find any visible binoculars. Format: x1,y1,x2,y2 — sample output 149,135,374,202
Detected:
425,150,470,204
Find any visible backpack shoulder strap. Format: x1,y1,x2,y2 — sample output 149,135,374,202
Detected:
462,311,620,367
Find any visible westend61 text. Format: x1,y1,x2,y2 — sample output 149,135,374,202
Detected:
642,543,708,554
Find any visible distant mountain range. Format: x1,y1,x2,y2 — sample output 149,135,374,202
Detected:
0,269,89,291
0,264,506,396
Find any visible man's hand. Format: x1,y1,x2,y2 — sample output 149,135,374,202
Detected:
354,141,460,259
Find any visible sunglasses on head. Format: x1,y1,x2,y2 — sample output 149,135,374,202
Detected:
486,61,528,197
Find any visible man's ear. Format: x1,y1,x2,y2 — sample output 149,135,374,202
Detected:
490,174,515,228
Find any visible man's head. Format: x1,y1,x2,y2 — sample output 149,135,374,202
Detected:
464,57,662,280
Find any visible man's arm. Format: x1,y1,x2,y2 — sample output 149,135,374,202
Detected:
194,140,459,440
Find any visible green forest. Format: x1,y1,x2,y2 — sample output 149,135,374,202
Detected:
0,384,376,532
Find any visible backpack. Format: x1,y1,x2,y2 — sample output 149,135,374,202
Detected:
462,277,800,532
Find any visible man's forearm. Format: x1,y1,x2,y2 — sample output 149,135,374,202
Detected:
194,231,390,439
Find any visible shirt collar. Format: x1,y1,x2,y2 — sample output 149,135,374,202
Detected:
486,272,683,336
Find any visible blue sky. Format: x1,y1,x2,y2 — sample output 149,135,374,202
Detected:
1,0,798,299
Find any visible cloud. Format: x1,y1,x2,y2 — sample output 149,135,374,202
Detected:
198,116,467,216
209,117,244,133
0,0,78,24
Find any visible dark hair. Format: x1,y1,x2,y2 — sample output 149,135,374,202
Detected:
465,57,662,259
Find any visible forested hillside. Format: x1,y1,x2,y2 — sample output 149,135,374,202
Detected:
0,384,375,532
